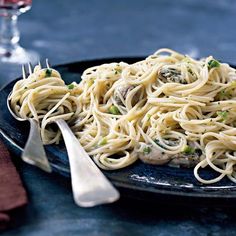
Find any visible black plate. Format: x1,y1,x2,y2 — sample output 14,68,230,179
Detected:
1,57,236,205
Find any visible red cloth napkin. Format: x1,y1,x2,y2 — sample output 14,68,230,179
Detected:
0,140,28,230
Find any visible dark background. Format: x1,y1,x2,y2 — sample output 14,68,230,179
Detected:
1,0,236,235
1,0,236,88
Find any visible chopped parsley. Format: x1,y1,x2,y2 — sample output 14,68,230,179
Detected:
147,114,151,120
143,146,152,154
182,145,195,155
45,69,52,77
99,137,107,146
88,78,95,87
67,83,75,89
230,81,236,87
217,111,228,121
108,105,120,115
183,57,191,63
219,89,231,98
187,67,194,76
114,68,122,74
208,59,220,69
219,82,236,99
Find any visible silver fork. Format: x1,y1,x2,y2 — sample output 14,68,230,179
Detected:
44,60,120,207
7,63,52,172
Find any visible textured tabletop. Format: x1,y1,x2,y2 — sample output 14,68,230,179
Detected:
1,0,236,235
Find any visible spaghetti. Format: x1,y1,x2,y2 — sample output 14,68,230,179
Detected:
9,48,236,184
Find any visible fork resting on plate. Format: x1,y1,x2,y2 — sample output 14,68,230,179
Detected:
7,60,120,207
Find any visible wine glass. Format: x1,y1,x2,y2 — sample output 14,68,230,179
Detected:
0,0,39,63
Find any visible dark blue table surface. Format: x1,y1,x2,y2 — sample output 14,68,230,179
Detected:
1,0,236,235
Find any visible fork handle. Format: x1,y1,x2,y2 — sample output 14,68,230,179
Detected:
22,119,52,172
56,119,120,207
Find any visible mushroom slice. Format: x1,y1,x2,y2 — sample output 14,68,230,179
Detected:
138,145,172,165
114,84,137,105
168,142,202,168
158,67,186,84
168,153,200,168
138,141,202,168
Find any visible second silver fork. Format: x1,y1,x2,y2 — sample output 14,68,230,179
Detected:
7,63,51,172
44,60,120,207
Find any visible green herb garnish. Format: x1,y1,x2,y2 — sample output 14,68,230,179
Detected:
217,111,228,121
230,81,236,87
114,68,122,74
187,67,193,75
109,105,120,115
67,83,75,89
99,137,107,146
88,78,95,87
147,114,151,120
183,57,191,63
143,146,152,155
182,145,195,154
219,82,236,99
219,89,231,98
208,59,220,69
45,69,52,77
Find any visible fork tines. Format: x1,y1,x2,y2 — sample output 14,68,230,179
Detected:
46,58,51,69
22,62,33,79
22,59,51,79
38,59,51,69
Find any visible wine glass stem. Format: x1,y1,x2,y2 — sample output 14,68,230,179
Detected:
0,14,20,53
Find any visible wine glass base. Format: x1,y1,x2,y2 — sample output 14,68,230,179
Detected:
0,46,39,64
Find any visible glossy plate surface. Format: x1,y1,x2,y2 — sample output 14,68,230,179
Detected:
1,57,236,204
